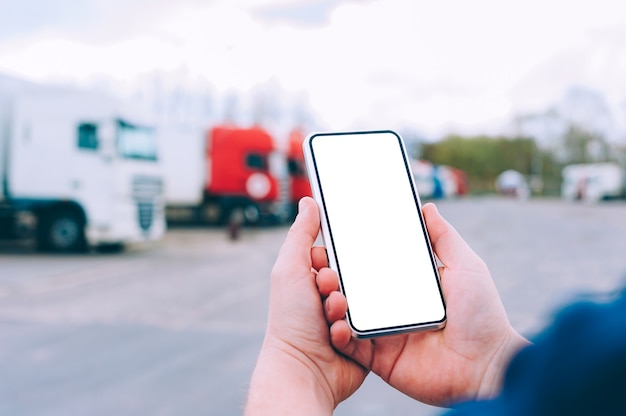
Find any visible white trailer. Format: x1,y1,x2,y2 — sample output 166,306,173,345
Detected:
496,169,530,199
411,160,462,199
156,122,207,223
0,77,165,251
411,159,434,198
562,163,625,203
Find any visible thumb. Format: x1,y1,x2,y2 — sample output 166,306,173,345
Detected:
272,197,320,280
422,203,483,270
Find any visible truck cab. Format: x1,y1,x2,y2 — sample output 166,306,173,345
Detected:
0,85,165,251
286,129,312,218
204,125,290,225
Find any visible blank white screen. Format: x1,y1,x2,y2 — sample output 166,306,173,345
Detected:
310,132,445,333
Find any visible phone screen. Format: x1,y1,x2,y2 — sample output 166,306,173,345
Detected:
306,131,445,337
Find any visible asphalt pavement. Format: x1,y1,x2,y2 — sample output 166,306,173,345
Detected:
1,197,625,416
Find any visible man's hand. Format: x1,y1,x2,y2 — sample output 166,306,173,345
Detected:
245,197,368,415
325,203,530,406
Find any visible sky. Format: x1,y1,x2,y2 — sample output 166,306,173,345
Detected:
1,0,626,137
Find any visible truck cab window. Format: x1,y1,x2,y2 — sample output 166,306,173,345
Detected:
116,119,158,161
246,153,268,171
77,123,98,150
288,158,306,177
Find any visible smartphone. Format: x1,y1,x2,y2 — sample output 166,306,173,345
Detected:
303,130,446,338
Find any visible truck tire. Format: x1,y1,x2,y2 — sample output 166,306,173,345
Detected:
243,204,260,224
227,204,260,226
38,209,87,253
227,206,245,227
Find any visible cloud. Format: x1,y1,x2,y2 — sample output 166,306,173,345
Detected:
1,0,626,135
253,0,343,26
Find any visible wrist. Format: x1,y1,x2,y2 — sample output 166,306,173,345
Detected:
245,340,335,416
477,328,531,399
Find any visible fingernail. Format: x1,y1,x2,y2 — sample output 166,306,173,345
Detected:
424,202,438,214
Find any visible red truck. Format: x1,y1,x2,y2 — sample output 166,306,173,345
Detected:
161,124,290,226
286,129,312,216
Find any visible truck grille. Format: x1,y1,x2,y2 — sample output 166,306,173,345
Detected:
132,175,162,233
137,202,154,232
132,175,163,200
276,176,291,222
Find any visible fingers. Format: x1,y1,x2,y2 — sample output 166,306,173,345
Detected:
311,246,328,271
320,276,374,372
316,267,347,326
316,267,339,296
330,319,353,350
329,320,372,372
324,291,347,322
317,267,345,323
272,197,320,279
422,203,482,270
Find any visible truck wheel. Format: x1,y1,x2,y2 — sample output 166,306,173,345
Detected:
228,207,245,227
243,205,260,225
38,210,87,253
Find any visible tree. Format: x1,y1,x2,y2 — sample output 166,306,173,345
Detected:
559,124,611,164
421,135,538,193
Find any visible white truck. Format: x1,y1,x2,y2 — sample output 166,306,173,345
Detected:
156,122,206,224
0,76,165,251
562,163,625,203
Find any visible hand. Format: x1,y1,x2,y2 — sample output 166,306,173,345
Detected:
326,203,530,407
245,197,368,415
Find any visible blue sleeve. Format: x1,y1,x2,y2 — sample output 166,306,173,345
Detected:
446,291,626,415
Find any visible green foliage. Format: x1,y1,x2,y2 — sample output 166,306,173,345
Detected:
561,124,612,164
421,135,542,193
540,151,564,196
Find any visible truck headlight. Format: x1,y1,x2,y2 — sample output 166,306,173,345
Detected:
246,173,271,199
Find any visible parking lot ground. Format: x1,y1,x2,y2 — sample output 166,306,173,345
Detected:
1,197,625,415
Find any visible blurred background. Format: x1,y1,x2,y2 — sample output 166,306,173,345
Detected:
1,0,626,415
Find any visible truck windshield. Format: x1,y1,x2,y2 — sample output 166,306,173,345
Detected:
117,119,158,161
